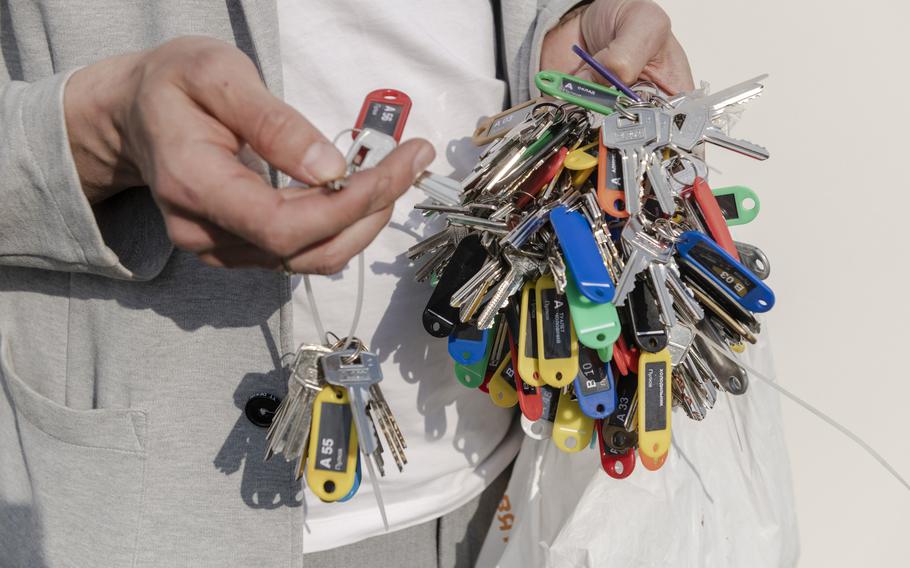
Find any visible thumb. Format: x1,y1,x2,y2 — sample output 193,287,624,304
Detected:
182,46,346,185
581,0,671,86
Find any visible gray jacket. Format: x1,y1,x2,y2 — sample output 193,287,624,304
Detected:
0,1,579,566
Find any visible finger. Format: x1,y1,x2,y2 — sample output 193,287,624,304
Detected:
197,206,394,274
179,45,346,184
583,0,671,86
172,137,432,258
284,206,394,275
260,138,432,256
642,34,695,95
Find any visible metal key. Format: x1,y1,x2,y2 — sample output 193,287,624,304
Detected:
322,348,393,528
475,252,544,330
266,344,332,467
600,108,659,215
612,216,673,306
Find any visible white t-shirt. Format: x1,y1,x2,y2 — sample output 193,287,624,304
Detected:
277,0,522,553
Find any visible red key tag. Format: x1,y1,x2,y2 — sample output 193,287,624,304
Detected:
515,147,568,210
612,336,639,377
353,89,412,142
683,177,740,261
596,419,636,479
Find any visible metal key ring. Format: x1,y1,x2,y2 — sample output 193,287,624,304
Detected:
613,96,638,121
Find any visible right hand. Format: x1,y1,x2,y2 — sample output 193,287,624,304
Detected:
65,36,435,274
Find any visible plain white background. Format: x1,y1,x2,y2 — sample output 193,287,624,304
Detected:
662,1,910,566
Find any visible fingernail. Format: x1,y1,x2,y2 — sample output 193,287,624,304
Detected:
412,144,435,175
301,141,346,183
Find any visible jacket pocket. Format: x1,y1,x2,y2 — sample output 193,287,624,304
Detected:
0,335,148,568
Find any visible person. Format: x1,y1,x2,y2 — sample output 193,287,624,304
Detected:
0,1,693,566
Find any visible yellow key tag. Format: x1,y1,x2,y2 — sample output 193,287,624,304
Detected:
488,352,518,408
535,274,579,387
637,349,672,470
552,388,594,452
305,385,359,502
563,142,598,170
518,281,543,387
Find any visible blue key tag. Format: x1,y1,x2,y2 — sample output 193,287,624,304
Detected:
338,453,362,502
549,205,614,303
448,323,489,365
675,230,775,313
573,347,617,419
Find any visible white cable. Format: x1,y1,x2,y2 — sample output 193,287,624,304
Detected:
302,252,365,349
693,329,910,492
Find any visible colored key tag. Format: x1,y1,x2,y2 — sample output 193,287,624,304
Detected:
422,234,488,337
712,185,760,226
553,389,595,453
337,454,362,502
598,431,636,480
574,347,617,419
535,274,579,387
550,205,615,303
597,344,613,362
515,147,568,210
565,272,621,350
353,89,411,142
517,281,543,387
683,177,740,260
563,142,599,170
488,353,519,408
472,98,542,146
637,349,672,471
453,321,497,388
612,336,639,377
596,136,628,218
535,71,620,116
448,323,489,366
306,385,359,502
676,230,775,313
520,385,559,440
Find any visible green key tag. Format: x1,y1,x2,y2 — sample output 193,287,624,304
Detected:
712,185,760,226
522,129,554,159
597,344,613,363
453,320,497,388
565,273,621,350
535,71,620,116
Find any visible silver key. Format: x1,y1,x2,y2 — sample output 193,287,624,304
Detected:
693,318,749,395
322,350,384,457
667,321,695,366
475,252,543,329
322,348,392,528
665,91,770,160
266,344,332,465
600,109,659,215
735,240,771,280
612,216,673,306
414,172,462,206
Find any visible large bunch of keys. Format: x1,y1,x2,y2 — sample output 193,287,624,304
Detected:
410,68,776,477
265,89,414,526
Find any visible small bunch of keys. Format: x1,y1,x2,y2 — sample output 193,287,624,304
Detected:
265,89,413,527
266,337,405,525
410,68,777,477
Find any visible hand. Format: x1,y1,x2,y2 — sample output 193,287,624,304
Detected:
64,36,434,274
541,0,694,95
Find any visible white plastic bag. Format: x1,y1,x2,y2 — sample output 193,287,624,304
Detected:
477,330,799,568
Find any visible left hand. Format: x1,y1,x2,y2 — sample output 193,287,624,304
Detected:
541,0,694,95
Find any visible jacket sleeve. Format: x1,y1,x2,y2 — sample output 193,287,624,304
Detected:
500,0,589,104
0,70,173,281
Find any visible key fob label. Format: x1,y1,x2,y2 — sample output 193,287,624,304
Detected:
354,89,411,142
550,205,615,303
535,71,620,116
676,230,775,312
